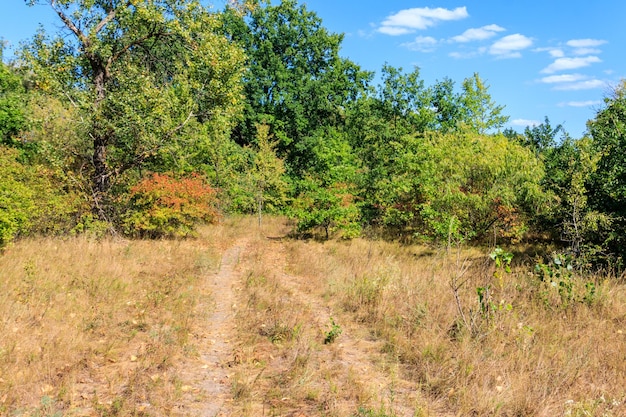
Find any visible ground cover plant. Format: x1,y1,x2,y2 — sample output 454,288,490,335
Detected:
0,223,238,416
1,216,625,416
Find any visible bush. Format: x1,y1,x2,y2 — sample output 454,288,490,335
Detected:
0,148,34,247
0,147,81,247
290,177,361,240
122,173,219,238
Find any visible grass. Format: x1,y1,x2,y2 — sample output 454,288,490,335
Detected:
2,216,625,416
282,236,626,416
0,221,241,416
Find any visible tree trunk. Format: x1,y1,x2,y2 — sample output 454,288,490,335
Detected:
91,64,110,220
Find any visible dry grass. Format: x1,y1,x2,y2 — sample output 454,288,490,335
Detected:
0,220,243,416
2,216,626,416
284,237,626,416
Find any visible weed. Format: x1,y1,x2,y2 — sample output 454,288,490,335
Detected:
534,253,599,309
490,247,513,290
352,405,396,417
324,316,343,344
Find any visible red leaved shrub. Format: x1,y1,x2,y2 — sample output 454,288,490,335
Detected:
122,173,219,238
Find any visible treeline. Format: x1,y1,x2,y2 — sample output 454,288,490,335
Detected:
1,0,625,266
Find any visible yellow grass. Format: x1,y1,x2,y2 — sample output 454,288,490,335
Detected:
0,220,245,416
2,216,625,416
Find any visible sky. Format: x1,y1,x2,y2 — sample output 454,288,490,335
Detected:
2,1,625,138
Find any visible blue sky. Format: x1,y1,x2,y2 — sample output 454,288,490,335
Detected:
2,1,625,138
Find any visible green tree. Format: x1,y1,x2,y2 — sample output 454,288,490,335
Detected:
345,65,432,224
221,0,371,175
374,64,433,136
377,131,548,243
459,73,509,134
23,0,245,220
430,77,462,133
252,124,288,225
523,116,565,154
0,51,27,146
587,80,626,259
289,126,361,239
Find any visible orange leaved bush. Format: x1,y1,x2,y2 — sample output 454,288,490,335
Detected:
122,173,219,238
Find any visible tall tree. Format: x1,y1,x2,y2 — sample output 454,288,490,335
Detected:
459,73,508,134
523,116,565,153
587,80,626,257
23,0,245,219
430,77,461,133
0,50,27,146
221,0,371,175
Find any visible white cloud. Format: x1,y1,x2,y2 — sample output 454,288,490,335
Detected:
402,36,439,52
566,39,607,48
571,47,602,56
549,48,565,58
512,119,541,128
378,6,469,35
553,79,605,91
541,56,602,73
378,26,414,36
489,34,533,58
559,100,602,108
449,50,480,59
540,74,587,84
452,24,505,42
538,73,605,91
535,47,564,57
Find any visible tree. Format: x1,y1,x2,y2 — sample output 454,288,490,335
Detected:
430,77,462,133
522,116,565,154
459,73,509,134
221,0,371,175
375,131,548,243
587,80,626,259
23,0,245,220
0,52,27,146
374,64,433,136
251,124,288,226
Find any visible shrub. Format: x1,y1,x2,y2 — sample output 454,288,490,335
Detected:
122,173,219,238
0,148,34,247
290,177,361,240
0,147,81,247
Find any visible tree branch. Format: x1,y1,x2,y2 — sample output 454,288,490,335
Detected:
108,29,171,69
93,1,131,36
50,0,88,46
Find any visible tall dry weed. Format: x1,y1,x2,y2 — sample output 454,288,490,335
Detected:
285,237,626,416
0,229,222,415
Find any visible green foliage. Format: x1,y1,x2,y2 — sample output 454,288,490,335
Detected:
587,80,626,260
290,177,361,240
533,254,599,309
490,247,513,289
221,0,371,174
323,317,342,344
459,73,509,134
522,116,564,153
251,124,288,217
22,0,246,218
0,148,34,247
367,131,547,243
0,58,27,146
122,173,219,238
0,146,83,247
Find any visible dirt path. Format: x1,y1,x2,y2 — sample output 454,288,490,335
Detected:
178,239,248,416
200,242,245,416
184,232,421,416
261,239,419,417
